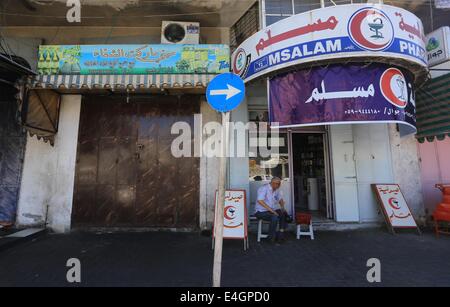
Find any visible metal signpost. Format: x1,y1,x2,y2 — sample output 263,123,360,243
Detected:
206,73,245,287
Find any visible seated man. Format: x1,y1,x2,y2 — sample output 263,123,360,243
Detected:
255,177,289,242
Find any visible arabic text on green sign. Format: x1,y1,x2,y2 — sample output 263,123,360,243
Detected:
38,44,230,75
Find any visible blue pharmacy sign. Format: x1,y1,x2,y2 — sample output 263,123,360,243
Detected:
206,73,245,113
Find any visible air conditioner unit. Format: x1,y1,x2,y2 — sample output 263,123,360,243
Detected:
161,21,200,44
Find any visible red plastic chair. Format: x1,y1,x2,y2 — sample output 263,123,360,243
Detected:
433,184,450,237
295,213,314,240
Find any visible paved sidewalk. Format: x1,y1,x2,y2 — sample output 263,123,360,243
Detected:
0,228,449,287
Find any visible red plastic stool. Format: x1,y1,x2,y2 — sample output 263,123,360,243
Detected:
433,184,450,237
296,213,314,240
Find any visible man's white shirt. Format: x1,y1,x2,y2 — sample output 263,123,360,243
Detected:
255,183,284,213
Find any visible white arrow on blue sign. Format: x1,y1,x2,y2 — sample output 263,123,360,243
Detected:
206,73,245,112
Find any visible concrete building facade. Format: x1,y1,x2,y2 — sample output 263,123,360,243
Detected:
1,0,446,232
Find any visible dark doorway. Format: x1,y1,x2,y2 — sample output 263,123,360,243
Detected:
72,95,200,228
292,133,328,219
0,99,26,224
0,53,31,224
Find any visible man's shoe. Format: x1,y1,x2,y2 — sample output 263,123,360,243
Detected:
267,236,276,243
277,236,287,243
276,231,287,243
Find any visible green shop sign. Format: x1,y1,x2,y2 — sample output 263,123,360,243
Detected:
38,44,230,75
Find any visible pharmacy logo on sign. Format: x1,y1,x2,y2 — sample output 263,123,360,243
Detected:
224,205,243,229
380,68,408,108
232,48,250,77
348,7,394,51
388,197,401,210
224,206,236,220
426,37,440,52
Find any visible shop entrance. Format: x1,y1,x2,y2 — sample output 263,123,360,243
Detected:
72,94,200,228
290,131,333,220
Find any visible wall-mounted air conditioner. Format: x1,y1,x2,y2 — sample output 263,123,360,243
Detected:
161,21,200,44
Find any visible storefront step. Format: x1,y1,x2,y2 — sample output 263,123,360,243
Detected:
311,221,382,231
71,227,198,234
248,220,382,234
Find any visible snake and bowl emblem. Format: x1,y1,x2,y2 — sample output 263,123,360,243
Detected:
380,67,409,109
348,7,395,51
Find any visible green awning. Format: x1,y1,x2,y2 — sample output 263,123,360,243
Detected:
416,73,450,143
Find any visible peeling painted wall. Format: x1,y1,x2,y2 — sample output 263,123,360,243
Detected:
2,27,230,45
31,0,140,11
199,99,220,229
388,124,425,219
16,95,82,233
13,0,256,27
30,0,238,11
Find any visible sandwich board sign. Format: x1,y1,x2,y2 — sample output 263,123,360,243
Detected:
372,184,421,234
212,190,249,250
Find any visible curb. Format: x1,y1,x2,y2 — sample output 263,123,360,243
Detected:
0,228,48,252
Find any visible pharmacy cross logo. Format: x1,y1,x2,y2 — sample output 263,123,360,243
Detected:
380,67,408,108
224,206,237,220
348,7,394,51
232,48,247,76
223,204,243,229
388,197,401,210
426,37,440,52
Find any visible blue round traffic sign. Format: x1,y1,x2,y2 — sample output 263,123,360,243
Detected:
206,73,245,112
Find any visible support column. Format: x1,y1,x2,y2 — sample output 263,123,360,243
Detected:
388,124,425,220
199,98,221,229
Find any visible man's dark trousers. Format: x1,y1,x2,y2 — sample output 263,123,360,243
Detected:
255,209,288,240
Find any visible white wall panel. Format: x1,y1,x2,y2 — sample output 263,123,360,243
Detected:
330,125,359,222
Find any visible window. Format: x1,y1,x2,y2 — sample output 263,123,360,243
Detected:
264,0,295,26
264,0,321,26
383,0,450,33
247,111,291,214
324,0,365,7
294,0,321,14
248,111,289,181
265,0,294,15
230,2,259,53
248,132,289,180
263,0,376,27
265,15,288,26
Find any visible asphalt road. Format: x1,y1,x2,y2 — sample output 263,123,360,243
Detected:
0,228,449,287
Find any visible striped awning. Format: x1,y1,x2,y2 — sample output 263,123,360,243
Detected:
416,73,450,143
29,74,217,91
